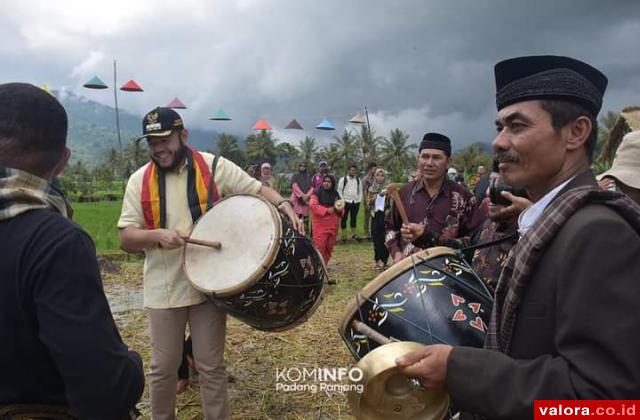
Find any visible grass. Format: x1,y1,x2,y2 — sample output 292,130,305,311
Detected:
103,241,380,419
72,201,123,252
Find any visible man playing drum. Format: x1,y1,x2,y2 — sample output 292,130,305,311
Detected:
385,132,485,263
397,55,640,418
118,107,302,420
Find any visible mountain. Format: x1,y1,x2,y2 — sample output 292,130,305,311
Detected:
453,140,494,154
56,91,222,167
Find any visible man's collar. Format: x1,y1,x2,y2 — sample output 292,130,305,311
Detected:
414,177,450,197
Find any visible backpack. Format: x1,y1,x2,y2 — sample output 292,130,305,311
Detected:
341,176,360,196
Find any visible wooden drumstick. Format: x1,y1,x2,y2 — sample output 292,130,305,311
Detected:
386,183,409,225
185,238,222,250
352,320,395,345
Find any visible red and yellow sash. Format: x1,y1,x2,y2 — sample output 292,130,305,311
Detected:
141,147,219,229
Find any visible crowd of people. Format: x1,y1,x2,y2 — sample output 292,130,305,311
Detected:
2,53,640,420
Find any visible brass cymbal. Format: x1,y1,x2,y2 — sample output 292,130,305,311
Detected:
348,341,449,420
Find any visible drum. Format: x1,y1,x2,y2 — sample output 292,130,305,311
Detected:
340,247,492,360
184,194,327,331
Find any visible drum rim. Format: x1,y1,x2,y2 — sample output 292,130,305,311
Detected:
338,246,456,337
183,193,282,297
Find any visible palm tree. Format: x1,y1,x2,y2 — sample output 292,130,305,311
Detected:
298,136,318,167
355,125,384,171
451,144,492,177
380,128,416,182
317,143,341,174
276,142,301,172
333,129,360,176
595,110,619,165
215,133,245,167
245,130,277,166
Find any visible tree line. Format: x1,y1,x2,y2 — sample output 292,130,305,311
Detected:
59,110,618,202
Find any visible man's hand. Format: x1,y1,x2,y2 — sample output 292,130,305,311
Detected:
395,344,453,391
280,202,305,235
492,191,532,220
154,229,189,249
598,178,616,191
400,222,425,243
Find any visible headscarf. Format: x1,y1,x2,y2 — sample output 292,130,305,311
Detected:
291,162,312,192
368,168,388,194
315,175,340,207
260,162,275,187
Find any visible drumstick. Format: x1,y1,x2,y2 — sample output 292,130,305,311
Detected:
185,238,222,249
352,320,396,345
386,183,409,225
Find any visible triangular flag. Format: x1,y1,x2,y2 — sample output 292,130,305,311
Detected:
349,112,366,124
166,97,187,109
120,79,143,92
253,119,272,130
284,119,303,129
316,118,335,130
83,75,108,89
209,108,231,121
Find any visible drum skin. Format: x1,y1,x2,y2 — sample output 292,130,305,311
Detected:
184,194,327,332
340,247,493,360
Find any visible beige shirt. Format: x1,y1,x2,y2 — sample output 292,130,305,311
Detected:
118,153,262,309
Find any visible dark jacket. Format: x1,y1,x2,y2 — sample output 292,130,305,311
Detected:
447,171,640,419
0,209,144,419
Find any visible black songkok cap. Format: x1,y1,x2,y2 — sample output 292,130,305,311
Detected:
495,55,608,114
419,132,451,156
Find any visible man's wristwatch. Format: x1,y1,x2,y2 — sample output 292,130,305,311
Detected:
277,199,291,210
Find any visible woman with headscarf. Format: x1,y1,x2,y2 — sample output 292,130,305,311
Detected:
260,162,277,190
309,174,344,265
290,161,313,231
367,168,390,270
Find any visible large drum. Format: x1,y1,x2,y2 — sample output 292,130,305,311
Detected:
184,194,327,331
340,247,492,360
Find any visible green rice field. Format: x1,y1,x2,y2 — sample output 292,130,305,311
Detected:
72,201,124,252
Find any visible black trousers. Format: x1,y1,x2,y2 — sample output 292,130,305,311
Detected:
371,211,389,263
341,202,360,229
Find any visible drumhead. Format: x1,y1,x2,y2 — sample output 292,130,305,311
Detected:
184,194,281,297
339,247,456,335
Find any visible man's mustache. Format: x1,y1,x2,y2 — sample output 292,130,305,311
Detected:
496,151,520,164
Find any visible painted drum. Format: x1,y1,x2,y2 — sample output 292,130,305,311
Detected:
184,194,327,331
340,247,493,360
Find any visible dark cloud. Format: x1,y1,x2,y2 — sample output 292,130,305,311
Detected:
1,0,638,147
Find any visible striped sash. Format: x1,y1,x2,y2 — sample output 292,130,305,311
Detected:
141,147,219,229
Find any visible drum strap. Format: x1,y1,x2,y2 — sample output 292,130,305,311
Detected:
459,232,518,253
206,154,220,210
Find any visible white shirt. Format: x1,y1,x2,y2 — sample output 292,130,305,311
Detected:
117,153,262,309
518,177,574,236
337,175,362,203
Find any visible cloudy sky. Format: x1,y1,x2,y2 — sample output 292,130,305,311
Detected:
1,0,638,148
